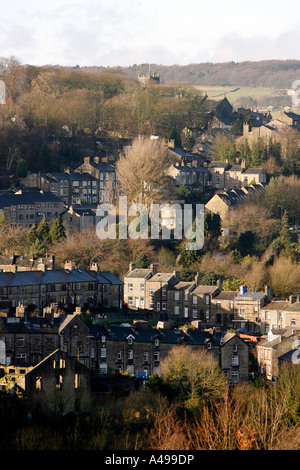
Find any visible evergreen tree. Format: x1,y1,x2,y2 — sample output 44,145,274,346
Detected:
280,210,291,249
135,252,148,269
27,224,38,246
16,158,28,178
49,216,66,244
36,217,50,242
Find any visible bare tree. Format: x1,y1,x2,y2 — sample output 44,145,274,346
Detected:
116,137,176,209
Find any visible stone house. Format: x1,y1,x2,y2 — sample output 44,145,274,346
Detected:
257,327,300,380
75,156,117,204
219,332,249,383
123,263,157,309
260,296,300,333
211,290,237,328
0,349,90,415
21,171,100,206
0,264,123,312
0,189,64,227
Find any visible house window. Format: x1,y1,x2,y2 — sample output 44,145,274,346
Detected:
140,297,145,307
154,339,159,347
185,292,189,301
59,358,66,368
157,302,160,311
140,284,144,293
35,377,42,391
291,318,296,326
192,309,198,319
240,307,245,315
100,363,107,374
17,337,24,347
174,292,179,301
128,350,133,360
174,306,180,315
233,344,238,353
193,296,197,305
75,373,80,389
205,295,210,305
184,307,189,318
154,351,160,362
128,297,133,306
144,352,149,362
162,288,167,297
162,302,166,310
101,335,106,343
101,348,106,358
232,355,239,366
117,351,122,361
128,337,133,345
150,288,155,297
56,375,63,390
128,283,133,291
205,310,210,320
231,371,239,383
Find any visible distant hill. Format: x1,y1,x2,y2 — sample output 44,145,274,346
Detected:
83,60,300,89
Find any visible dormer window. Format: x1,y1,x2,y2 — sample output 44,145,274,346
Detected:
154,338,159,347
128,337,133,345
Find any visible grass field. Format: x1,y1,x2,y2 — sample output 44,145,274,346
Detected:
195,85,275,104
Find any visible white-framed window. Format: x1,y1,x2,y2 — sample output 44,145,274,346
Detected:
140,284,144,293
128,337,133,345
233,344,238,353
154,338,159,347
154,351,160,362
185,292,189,301
128,350,133,360
205,295,210,305
128,283,133,291
100,348,106,358
100,363,107,374
162,302,166,310
117,350,122,360
162,288,167,297
174,306,180,315
140,297,145,307
150,288,155,297
101,335,106,343
205,310,210,319
157,302,160,311
232,355,239,366
144,352,149,362
192,309,198,319
193,295,197,305
291,318,296,326
231,371,239,383
184,307,189,318
174,292,179,301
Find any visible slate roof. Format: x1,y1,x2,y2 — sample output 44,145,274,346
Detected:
0,190,63,209
235,292,266,302
0,269,121,287
124,268,152,279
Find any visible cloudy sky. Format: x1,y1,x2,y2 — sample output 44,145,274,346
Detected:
1,0,300,67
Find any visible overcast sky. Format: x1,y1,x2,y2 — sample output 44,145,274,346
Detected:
1,0,300,67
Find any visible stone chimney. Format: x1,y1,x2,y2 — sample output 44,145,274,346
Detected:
289,295,297,304
241,160,246,170
194,272,200,286
64,260,75,271
129,262,135,271
84,156,91,165
94,156,99,164
16,304,28,321
43,305,54,323
90,262,99,272
265,285,272,302
243,122,250,136
150,263,157,275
